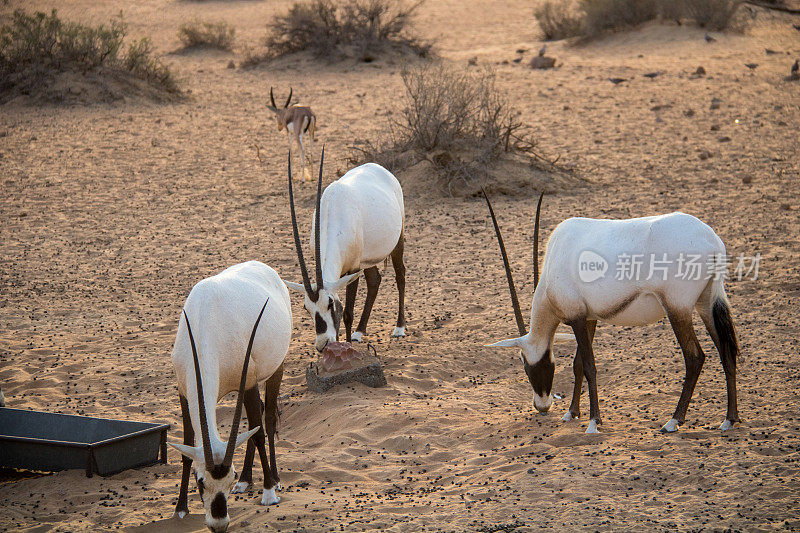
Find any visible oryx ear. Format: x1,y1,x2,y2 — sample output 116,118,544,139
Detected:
169,442,202,461
283,280,306,293
331,271,361,291
235,426,261,448
553,333,574,344
486,336,527,348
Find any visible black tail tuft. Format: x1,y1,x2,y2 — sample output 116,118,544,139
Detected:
712,298,738,370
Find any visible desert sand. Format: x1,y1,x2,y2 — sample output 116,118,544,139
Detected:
1,0,799,531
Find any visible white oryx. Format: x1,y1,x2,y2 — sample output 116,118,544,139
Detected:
482,191,740,434
284,149,406,352
267,87,317,182
169,261,292,532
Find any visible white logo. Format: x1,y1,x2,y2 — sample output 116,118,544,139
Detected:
578,250,608,283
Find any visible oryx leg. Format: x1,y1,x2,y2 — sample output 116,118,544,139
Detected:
233,387,268,494
261,363,283,505
697,302,740,429
344,273,360,343
569,317,601,433
390,233,406,338
661,310,706,433
353,266,381,342
175,395,193,518
563,319,596,422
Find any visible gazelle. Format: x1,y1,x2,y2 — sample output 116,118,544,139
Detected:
267,87,317,182
482,191,740,434
169,261,292,532
284,149,407,352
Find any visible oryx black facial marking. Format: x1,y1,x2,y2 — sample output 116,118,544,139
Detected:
210,493,227,519
315,312,327,334
196,475,205,498
524,349,555,399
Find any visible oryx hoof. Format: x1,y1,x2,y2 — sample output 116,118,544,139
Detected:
174,510,188,519
562,410,578,422
261,487,280,506
392,326,406,338
719,419,735,431
232,481,250,494
350,331,363,342
660,418,680,433
585,419,600,434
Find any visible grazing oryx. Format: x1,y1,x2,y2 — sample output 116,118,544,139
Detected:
284,149,406,352
267,87,317,182
169,261,292,532
483,191,740,434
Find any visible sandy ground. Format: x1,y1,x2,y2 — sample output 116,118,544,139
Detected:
1,0,800,531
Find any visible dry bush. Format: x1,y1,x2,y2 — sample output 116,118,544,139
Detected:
264,0,430,61
0,9,180,102
350,64,562,194
178,19,235,50
535,1,584,40
681,0,742,30
579,0,660,37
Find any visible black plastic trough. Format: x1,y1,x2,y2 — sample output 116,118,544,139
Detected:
0,407,169,477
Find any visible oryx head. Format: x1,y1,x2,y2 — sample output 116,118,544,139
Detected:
283,148,359,352
267,87,292,131
482,190,570,413
169,300,269,533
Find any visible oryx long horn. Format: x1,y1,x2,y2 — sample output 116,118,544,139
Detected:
533,192,544,288
284,87,293,108
482,188,526,337
269,87,277,108
183,310,215,467
288,154,316,300
223,298,269,467
314,146,325,291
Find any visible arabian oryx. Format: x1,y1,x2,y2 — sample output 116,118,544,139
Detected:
284,149,406,352
267,87,316,182
169,261,292,532
482,191,740,434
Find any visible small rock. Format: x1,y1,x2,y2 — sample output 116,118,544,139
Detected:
718,136,731,142
780,203,792,210
467,56,478,66
516,48,527,54
695,66,707,76
684,109,695,117
608,77,627,84
710,97,722,110
699,150,713,160
643,72,659,78
227,60,235,69
710,124,720,131
765,48,780,55
742,175,752,184
530,56,556,69
512,57,522,63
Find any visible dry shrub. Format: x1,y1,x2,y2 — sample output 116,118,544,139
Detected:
681,0,742,30
554,0,743,39
178,19,235,50
0,9,180,103
264,0,430,61
580,0,660,37
535,1,584,40
351,64,565,195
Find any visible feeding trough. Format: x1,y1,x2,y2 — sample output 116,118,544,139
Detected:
0,407,169,477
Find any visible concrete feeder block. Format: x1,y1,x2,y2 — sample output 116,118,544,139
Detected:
306,342,386,392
